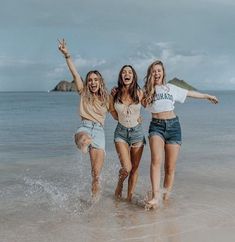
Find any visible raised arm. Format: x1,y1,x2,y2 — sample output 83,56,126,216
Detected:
58,39,83,92
187,90,219,104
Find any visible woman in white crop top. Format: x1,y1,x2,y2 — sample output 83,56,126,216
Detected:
142,60,219,209
58,39,110,198
110,65,146,202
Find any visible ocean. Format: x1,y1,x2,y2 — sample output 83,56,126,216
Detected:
0,91,235,242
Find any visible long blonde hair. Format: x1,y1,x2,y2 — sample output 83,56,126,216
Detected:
143,60,166,106
83,70,109,106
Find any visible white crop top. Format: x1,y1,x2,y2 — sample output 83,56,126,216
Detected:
114,102,141,128
147,84,188,113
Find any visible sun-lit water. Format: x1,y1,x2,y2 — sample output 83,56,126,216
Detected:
0,91,235,242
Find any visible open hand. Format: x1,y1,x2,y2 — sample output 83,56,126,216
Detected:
207,95,219,104
111,86,118,96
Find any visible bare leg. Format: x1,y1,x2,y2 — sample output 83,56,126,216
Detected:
163,144,180,200
114,142,132,199
89,148,104,197
127,142,144,202
146,136,165,209
74,132,92,153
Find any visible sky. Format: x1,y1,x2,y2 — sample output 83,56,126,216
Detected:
1,0,235,91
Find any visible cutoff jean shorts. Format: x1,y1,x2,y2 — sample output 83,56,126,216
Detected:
114,122,146,147
148,116,182,145
75,120,105,151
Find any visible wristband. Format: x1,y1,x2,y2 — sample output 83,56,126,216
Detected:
65,54,71,59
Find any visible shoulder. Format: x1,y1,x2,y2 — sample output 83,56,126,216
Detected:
166,83,174,89
167,83,182,92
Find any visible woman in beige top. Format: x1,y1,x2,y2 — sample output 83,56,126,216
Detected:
110,65,146,202
58,39,110,198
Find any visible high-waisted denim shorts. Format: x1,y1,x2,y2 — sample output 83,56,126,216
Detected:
76,120,105,151
114,122,146,147
148,116,182,145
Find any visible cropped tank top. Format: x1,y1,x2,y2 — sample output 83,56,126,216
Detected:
114,102,141,128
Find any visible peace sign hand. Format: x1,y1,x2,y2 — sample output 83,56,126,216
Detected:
58,38,69,56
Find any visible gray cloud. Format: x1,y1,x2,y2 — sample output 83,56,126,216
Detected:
1,0,235,90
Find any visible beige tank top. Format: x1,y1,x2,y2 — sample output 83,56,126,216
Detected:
114,102,141,128
79,93,109,126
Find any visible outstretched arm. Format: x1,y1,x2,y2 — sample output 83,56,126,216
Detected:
187,90,218,104
58,39,83,92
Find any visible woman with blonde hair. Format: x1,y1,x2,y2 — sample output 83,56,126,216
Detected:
143,60,218,209
58,39,110,198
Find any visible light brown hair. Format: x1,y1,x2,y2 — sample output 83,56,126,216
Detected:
143,60,166,105
83,70,109,106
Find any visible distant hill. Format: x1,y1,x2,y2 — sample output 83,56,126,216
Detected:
51,80,77,92
168,78,197,91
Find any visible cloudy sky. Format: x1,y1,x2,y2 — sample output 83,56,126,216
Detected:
1,0,235,91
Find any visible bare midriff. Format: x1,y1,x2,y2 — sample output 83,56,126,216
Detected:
152,111,176,120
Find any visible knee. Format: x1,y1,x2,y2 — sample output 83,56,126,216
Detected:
119,167,129,179
130,164,139,174
125,164,132,173
151,156,161,167
74,132,91,148
165,166,175,176
130,168,139,177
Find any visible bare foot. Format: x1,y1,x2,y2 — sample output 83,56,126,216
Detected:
114,181,123,200
126,192,133,202
145,197,160,210
162,189,171,201
91,179,100,198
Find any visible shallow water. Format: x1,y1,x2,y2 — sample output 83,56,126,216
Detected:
0,91,235,241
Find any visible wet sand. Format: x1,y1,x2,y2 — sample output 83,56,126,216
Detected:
1,154,235,242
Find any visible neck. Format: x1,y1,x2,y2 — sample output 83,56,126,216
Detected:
122,86,130,93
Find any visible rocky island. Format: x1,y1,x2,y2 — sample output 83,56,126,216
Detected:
168,77,197,91
51,80,77,92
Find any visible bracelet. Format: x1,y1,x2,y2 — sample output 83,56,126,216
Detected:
64,54,71,59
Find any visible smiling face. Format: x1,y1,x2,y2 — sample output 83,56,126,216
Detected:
87,73,100,93
121,66,134,86
151,64,164,86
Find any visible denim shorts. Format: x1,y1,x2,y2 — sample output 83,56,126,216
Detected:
75,120,105,151
114,122,146,146
148,116,182,145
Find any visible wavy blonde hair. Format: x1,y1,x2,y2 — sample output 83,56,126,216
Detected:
83,70,109,106
143,60,166,106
